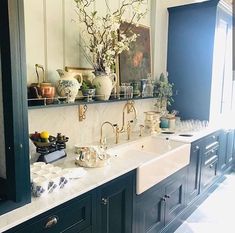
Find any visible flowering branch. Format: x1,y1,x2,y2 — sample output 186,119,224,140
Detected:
74,0,148,75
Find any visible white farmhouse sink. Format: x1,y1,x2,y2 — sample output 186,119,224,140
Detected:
136,138,190,194
107,136,191,195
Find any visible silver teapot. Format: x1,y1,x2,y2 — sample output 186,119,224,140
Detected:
75,146,110,168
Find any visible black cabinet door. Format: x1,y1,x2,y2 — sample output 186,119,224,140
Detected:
164,170,186,225
134,185,165,233
96,172,133,233
187,141,202,204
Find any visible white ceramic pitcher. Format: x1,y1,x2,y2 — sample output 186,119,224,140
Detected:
56,69,83,103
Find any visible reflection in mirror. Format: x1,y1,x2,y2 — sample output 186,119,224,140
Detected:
0,61,6,179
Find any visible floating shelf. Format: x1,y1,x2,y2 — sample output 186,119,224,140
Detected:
28,96,156,110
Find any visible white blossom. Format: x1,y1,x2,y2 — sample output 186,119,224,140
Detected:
74,0,148,74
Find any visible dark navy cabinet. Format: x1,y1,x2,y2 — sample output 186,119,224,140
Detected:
6,172,134,233
96,172,134,233
134,183,165,233
219,129,234,173
164,175,186,226
200,132,220,192
186,140,203,204
134,168,187,233
6,192,93,233
167,1,233,121
187,131,221,203
0,0,31,215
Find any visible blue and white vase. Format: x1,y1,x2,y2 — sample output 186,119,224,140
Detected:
56,69,83,103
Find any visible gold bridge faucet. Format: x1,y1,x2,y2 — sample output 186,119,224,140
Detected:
120,101,137,140
100,121,120,146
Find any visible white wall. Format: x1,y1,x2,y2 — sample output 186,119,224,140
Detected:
28,99,156,149
24,0,154,85
25,0,214,150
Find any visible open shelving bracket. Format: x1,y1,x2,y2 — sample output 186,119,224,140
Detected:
78,104,88,122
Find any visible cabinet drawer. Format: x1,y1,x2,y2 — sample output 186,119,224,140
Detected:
14,195,92,233
203,133,219,152
201,156,218,190
204,146,219,163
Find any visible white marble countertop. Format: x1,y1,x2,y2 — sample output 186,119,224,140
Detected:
157,127,220,143
0,127,219,232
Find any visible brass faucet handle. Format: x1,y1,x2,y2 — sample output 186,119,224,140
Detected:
139,124,145,137
113,124,120,144
100,137,107,149
127,121,132,140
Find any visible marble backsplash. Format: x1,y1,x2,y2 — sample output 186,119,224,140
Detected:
28,99,156,151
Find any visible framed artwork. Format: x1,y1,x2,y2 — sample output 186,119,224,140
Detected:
118,23,151,83
65,67,95,85
65,67,94,80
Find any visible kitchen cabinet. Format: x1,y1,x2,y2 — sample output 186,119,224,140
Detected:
5,172,134,233
134,168,187,233
226,130,234,168
5,192,93,233
96,171,134,233
134,183,165,233
233,129,235,159
219,129,234,173
0,0,31,215
167,1,233,122
186,140,203,204
200,133,220,191
187,131,221,203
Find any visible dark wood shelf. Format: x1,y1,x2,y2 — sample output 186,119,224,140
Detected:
28,96,156,110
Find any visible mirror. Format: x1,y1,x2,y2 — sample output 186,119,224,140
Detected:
24,0,153,107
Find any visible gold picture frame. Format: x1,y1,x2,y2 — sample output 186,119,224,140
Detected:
65,67,95,83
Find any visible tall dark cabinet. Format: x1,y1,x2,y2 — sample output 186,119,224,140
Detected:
0,0,31,215
167,0,233,122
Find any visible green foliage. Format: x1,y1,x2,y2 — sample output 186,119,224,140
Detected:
154,73,174,106
81,80,95,90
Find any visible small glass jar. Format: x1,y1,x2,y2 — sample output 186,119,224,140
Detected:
126,83,133,99
131,81,141,98
120,83,127,99
145,79,154,97
140,79,148,97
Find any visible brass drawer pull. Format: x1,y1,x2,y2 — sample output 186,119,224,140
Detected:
45,216,59,229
